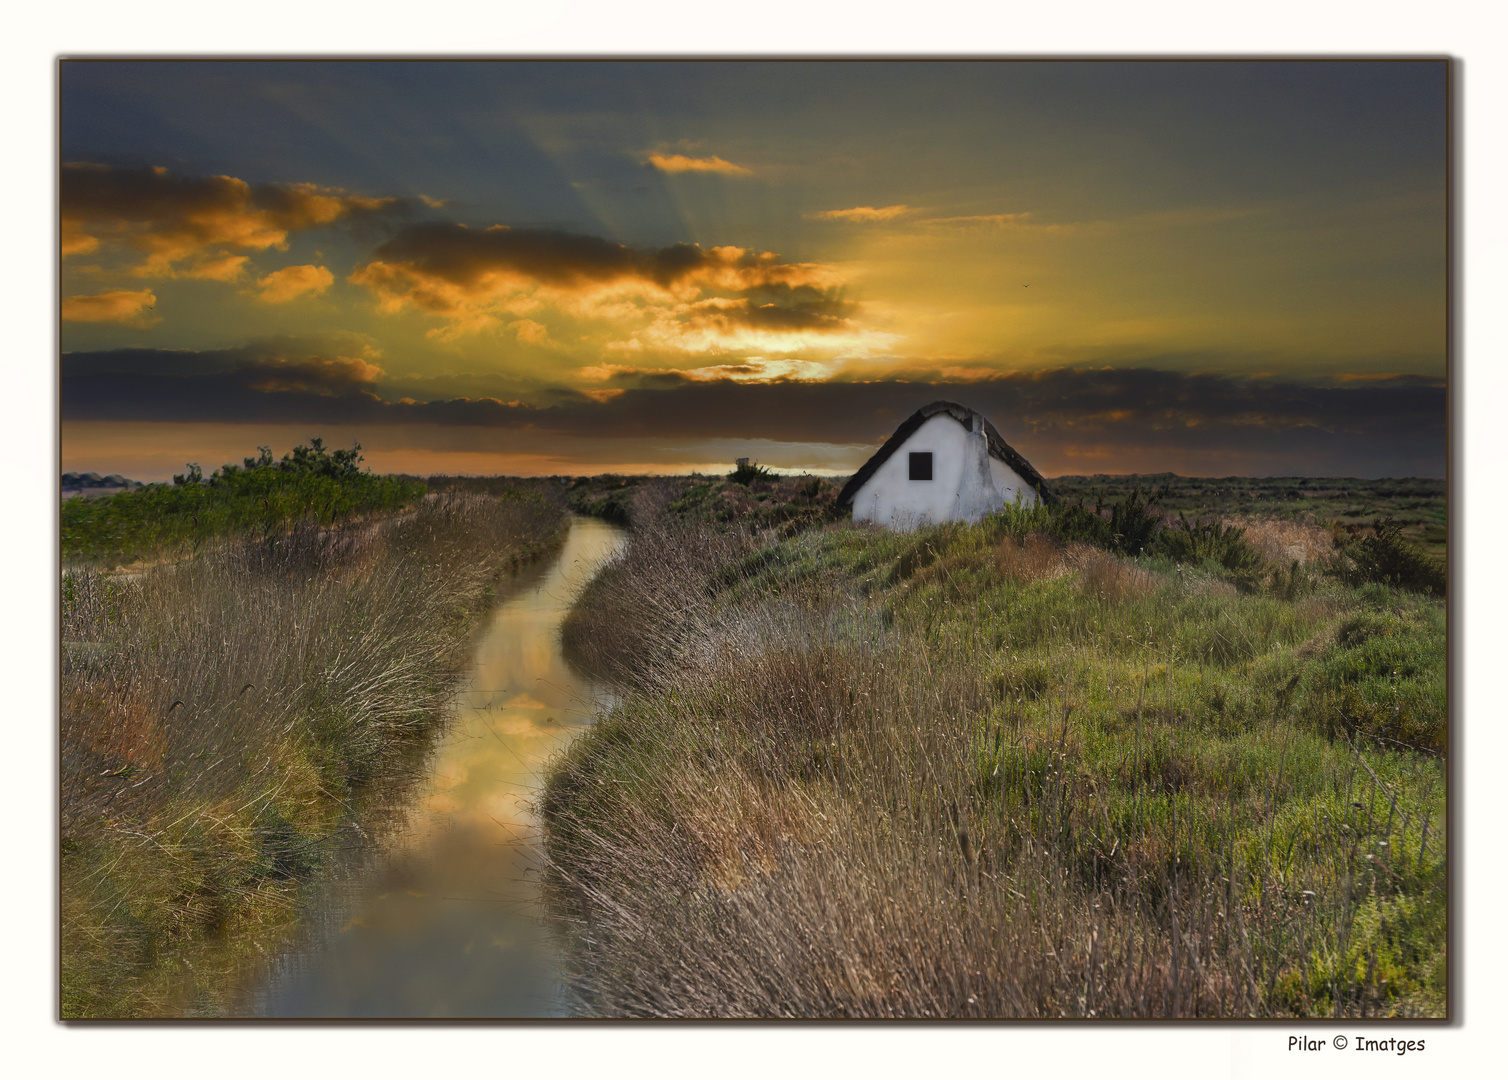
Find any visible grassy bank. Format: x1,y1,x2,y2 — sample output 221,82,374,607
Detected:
63,440,425,567
61,488,565,1017
542,495,1446,1018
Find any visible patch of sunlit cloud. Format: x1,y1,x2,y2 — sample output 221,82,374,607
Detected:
184,254,250,283
689,358,837,383
255,264,333,303
645,152,752,176
918,212,1035,229
351,225,841,320
629,316,899,360
62,222,99,256
930,364,1013,382
350,228,852,351
509,318,552,345
61,163,399,279
61,289,159,327
576,357,842,386
806,205,912,223
577,363,640,382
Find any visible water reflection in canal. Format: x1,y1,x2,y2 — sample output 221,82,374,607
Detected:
254,515,625,1018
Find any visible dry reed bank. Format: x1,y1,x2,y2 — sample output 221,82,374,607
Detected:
61,488,565,1017
543,498,1446,1018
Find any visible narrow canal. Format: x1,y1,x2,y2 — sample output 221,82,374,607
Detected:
253,515,626,1018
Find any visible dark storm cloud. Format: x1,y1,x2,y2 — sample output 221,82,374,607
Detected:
505,367,1444,446
62,345,391,424
60,162,416,272
734,284,855,332
364,222,656,290
62,350,1445,477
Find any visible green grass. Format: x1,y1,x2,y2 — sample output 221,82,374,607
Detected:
543,499,1446,1018
63,440,426,566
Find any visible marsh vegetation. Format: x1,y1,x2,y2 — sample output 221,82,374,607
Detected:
542,480,1447,1018
61,471,565,1017
62,440,425,567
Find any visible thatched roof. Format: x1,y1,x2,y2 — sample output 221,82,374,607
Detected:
836,401,1056,508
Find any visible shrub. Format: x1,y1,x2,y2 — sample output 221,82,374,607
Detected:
728,459,776,486
1152,514,1269,592
1104,487,1164,555
63,440,426,565
1328,517,1446,596
991,488,1163,555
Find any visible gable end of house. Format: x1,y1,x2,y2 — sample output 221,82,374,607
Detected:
836,401,1055,509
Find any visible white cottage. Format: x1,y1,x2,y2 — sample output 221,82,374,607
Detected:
837,401,1053,530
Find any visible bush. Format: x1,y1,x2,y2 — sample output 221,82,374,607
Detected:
63,440,425,565
1328,517,1446,596
1104,487,1164,555
990,488,1163,556
728,459,775,486
1152,514,1269,592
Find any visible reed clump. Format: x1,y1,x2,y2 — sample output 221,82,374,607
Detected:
61,489,565,1017
542,515,1446,1018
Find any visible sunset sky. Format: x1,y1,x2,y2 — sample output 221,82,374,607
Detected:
59,60,1448,480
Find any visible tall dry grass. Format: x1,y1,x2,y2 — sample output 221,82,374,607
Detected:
559,522,758,684
1224,516,1333,566
542,521,1445,1018
61,491,564,1017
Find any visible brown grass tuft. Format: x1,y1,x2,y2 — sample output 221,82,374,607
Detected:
1224,515,1332,565
1069,545,1161,602
992,532,1071,583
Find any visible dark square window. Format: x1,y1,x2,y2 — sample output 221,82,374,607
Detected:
909,451,933,480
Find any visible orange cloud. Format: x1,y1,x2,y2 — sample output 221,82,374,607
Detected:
185,254,250,283
646,153,752,176
61,289,158,326
353,224,836,305
807,205,912,222
61,221,99,256
918,212,1033,228
577,357,840,386
349,223,854,352
61,163,400,278
256,264,334,303
509,318,551,345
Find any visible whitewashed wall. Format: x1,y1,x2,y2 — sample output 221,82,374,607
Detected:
850,414,1039,530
